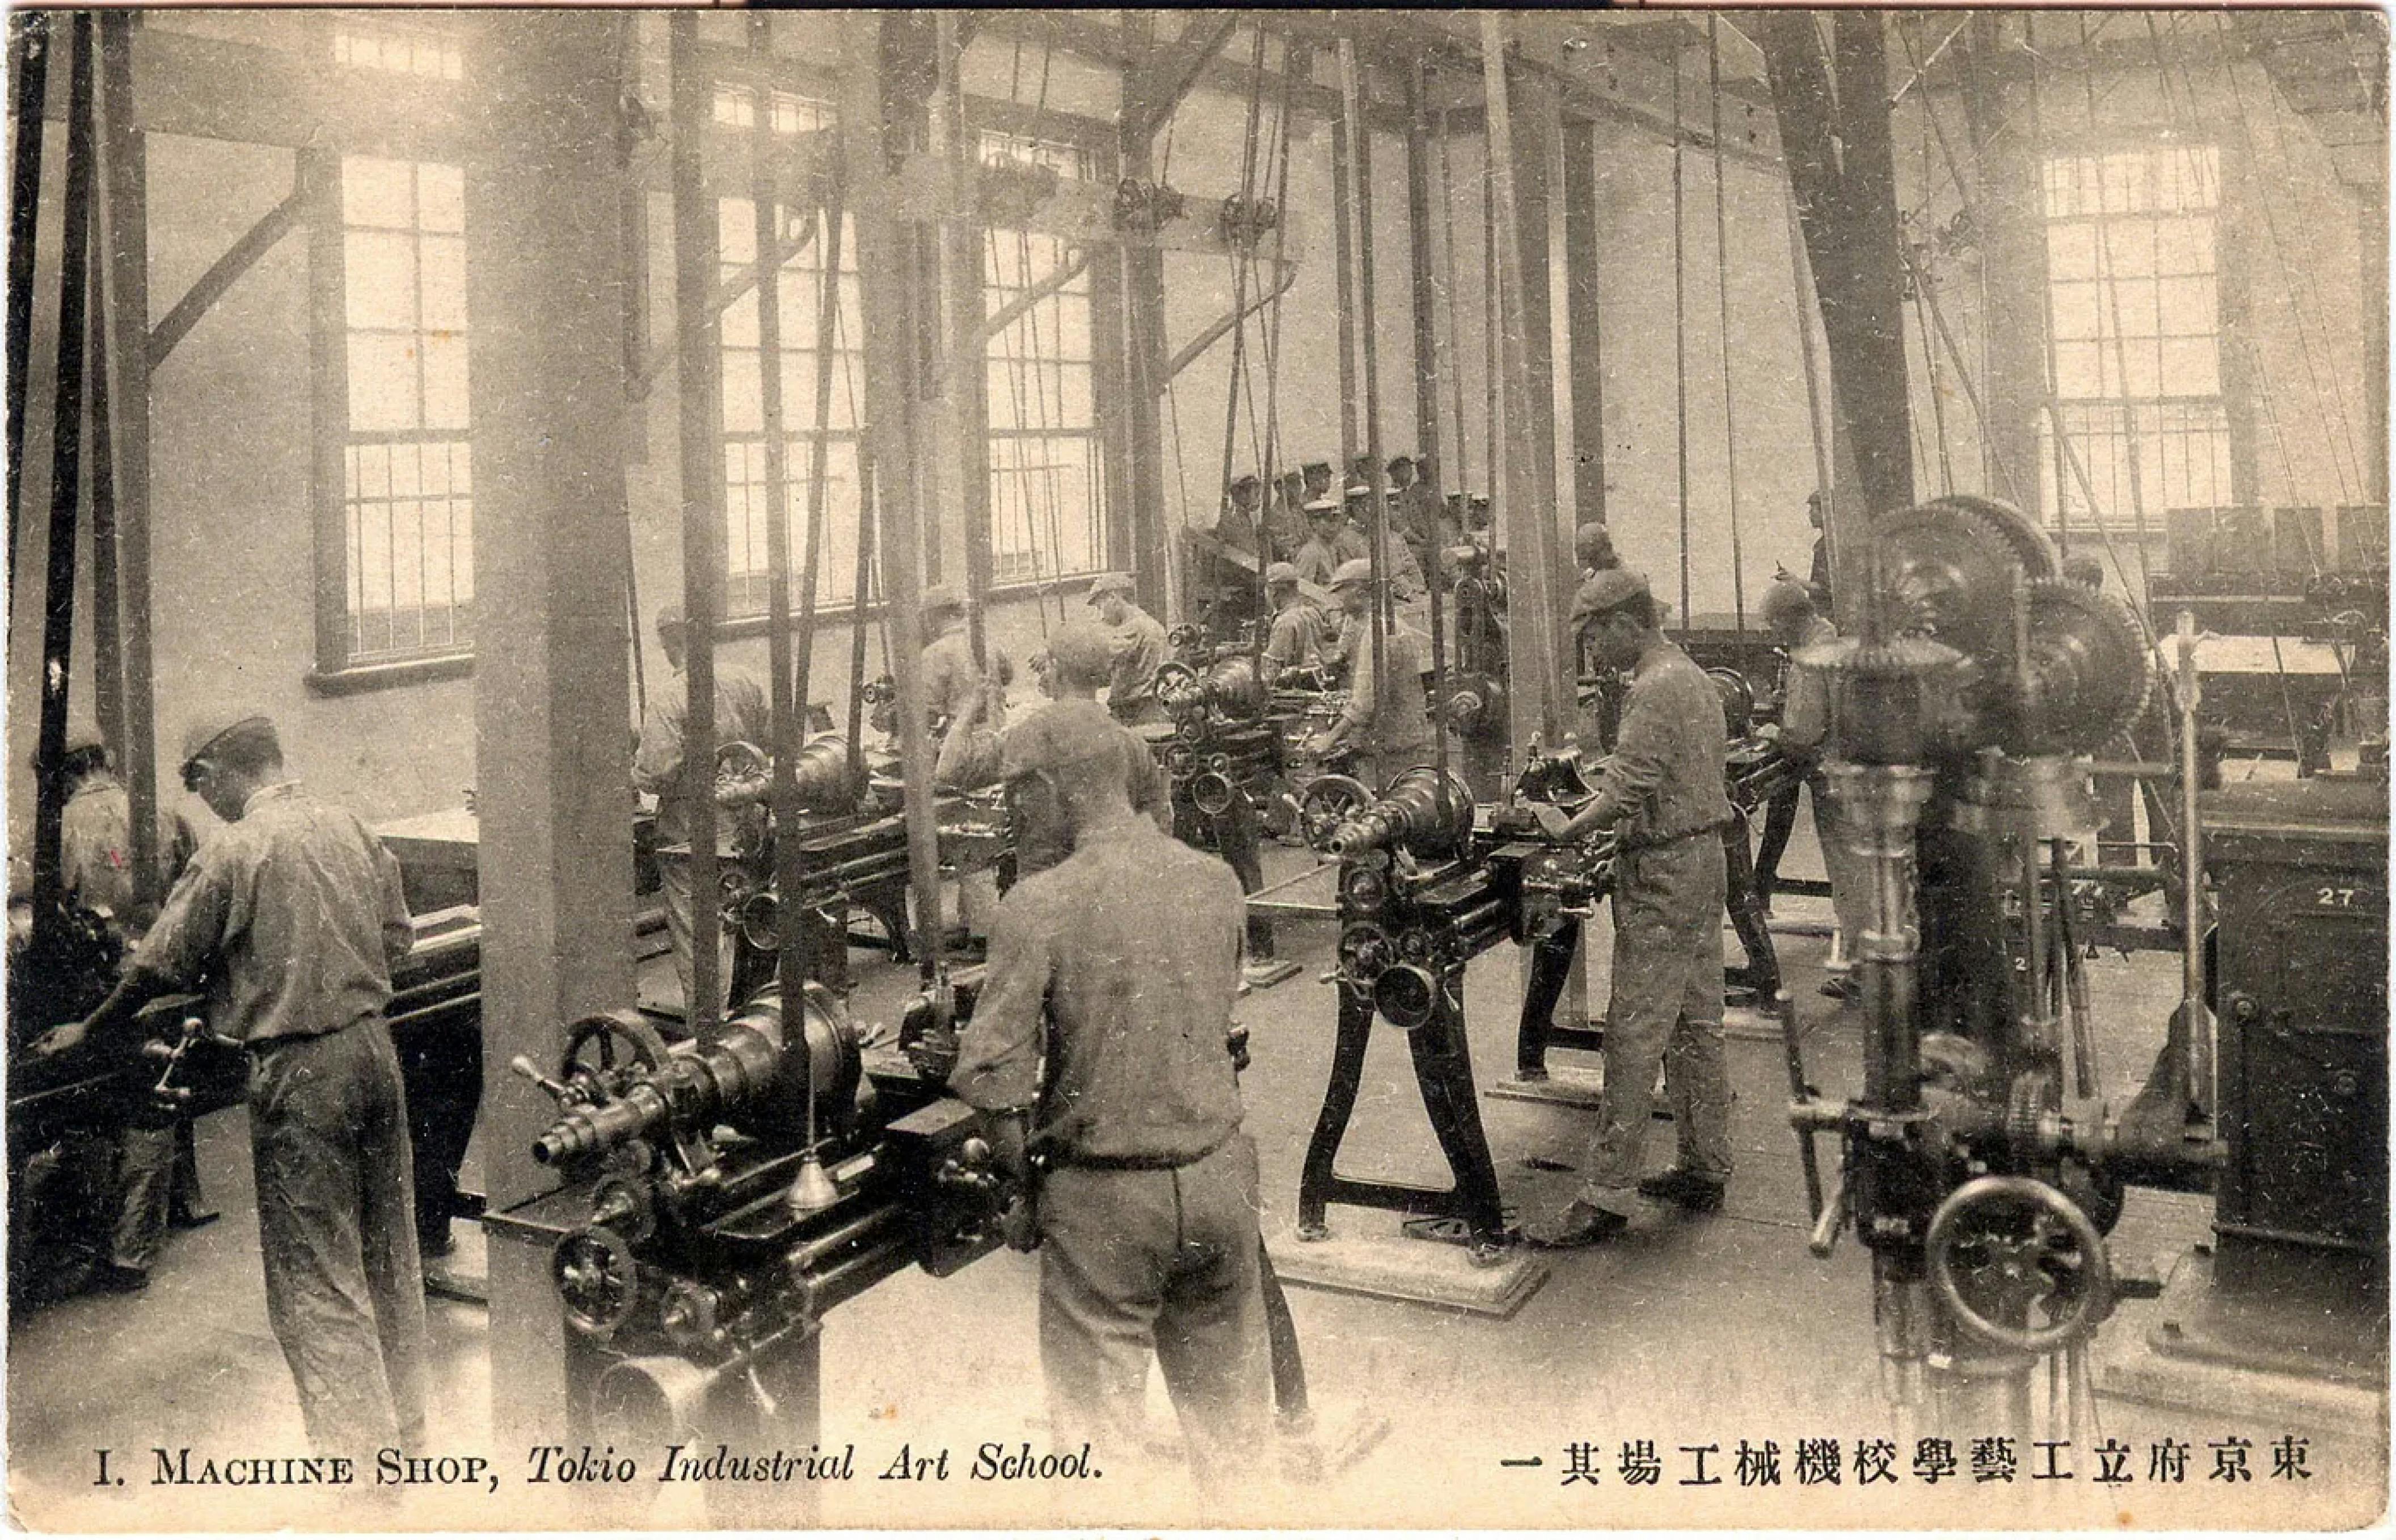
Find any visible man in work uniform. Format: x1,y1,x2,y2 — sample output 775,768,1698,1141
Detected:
46,722,207,1292
918,585,1014,948
1306,558,1438,791
942,620,1172,876
1260,561,1332,684
1755,580,1868,997
948,707,1271,1496
1289,497,1370,589
1086,572,1171,729
1526,571,1736,1246
635,605,771,1017
34,714,427,1456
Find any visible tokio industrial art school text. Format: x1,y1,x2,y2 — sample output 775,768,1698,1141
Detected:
106,1441,1099,1491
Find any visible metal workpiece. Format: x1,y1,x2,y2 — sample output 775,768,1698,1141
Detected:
1326,766,1477,860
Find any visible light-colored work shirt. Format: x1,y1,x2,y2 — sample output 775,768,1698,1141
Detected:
1582,639,1733,846
60,775,191,925
1290,528,1369,587
132,783,411,1045
1106,606,1171,723
949,810,1247,1166
1262,601,1332,677
938,698,1173,874
634,667,771,846
1777,614,1842,757
1335,623,1437,761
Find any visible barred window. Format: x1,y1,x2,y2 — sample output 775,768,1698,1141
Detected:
332,22,461,82
330,157,473,667
981,130,1105,584
2039,145,2234,524
717,193,866,614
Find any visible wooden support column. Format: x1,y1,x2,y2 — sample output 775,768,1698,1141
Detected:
96,12,159,905
841,12,946,981
1960,16,2050,517
1561,114,1606,530
1483,15,1567,753
1762,12,1916,625
467,12,635,1433
1117,12,1174,615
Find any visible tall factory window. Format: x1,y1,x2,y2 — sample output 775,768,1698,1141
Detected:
713,86,832,136
717,191,865,616
332,20,462,81
2040,145,2234,526
981,130,1107,584
322,156,474,672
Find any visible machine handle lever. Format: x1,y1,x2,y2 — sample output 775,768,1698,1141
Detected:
1807,1172,1849,1259
511,1054,573,1103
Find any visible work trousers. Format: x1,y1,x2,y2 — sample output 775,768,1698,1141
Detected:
1037,1134,1272,1492
248,1017,428,1458
1183,791,1275,960
658,853,735,1018
109,1123,179,1272
1580,836,1733,1209
1809,777,1872,955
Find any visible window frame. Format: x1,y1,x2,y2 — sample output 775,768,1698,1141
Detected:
2038,142,2236,531
307,149,476,693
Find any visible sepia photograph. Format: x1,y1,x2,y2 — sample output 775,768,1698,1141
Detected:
2,4,2387,1530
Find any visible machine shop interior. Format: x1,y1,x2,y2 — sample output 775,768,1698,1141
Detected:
5,7,2389,1530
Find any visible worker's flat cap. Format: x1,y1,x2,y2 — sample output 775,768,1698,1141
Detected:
920,584,965,614
180,712,275,771
1264,561,1300,585
1301,459,1332,476
1084,572,1135,602
1570,568,1652,623
1000,698,1129,781
655,605,686,634
1044,619,1119,681
1328,558,1377,589
1761,579,1816,625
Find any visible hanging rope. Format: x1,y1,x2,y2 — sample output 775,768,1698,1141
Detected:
1256,40,1298,566
1213,23,1269,571
1784,184,1836,581
1435,98,1471,505
1707,18,1749,634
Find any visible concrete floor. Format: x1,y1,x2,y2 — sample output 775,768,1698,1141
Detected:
9,817,2387,1529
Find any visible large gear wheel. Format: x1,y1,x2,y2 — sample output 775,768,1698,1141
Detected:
1873,501,2048,659
2018,578,2153,754
1921,495,2060,580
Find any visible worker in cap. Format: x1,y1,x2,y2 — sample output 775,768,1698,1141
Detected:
1299,459,1336,502
1289,496,1368,588
1575,521,1621,579
948,689,1272,1499
635,605,770,1016
1261,560,1332,685
914,583,1014,953
1305,558,1439,791
1750,579,1863,994
36,710,428,1454
1085,573,1171,728
37,716,206,1296
940,622,1171,877
1523,566,1736,1248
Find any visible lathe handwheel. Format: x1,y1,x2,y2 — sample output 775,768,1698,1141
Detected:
562,1010,672,1081
553,1223,642,1337
1925,1175,2112,1356
1296,774,1373,854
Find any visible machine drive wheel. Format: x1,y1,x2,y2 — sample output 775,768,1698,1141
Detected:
1925,1174,2113,1356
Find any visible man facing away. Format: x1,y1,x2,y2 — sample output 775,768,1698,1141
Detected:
948,706,1272,1498
35,714,428,1457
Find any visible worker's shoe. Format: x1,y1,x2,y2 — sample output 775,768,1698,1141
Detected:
1635,1167,1728,1212
89,1263,150,1296
1820,975,1857,1002
1525,1199,1630,1249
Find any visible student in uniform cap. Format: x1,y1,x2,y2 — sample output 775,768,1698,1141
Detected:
1260,561,1332,683
35,712,427,1457
1289,497,1369,588
635,605,770,1017
948,703,1272,1497
1525,570,1736,1247
1085,572,1171,728
1305,558,1439,791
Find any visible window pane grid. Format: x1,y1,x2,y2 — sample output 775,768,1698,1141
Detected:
980,134,1104,582
340,156,472,665
2044,145,2229,528
719,196,868,616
